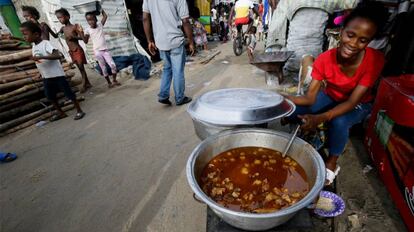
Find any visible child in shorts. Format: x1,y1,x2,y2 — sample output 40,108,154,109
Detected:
20,21,85,121
55,8,91,93
80,9,120,88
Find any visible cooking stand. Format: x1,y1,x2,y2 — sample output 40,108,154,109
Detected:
250,51,294,86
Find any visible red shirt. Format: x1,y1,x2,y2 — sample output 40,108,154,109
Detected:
312,47,385,103
258,4,264,15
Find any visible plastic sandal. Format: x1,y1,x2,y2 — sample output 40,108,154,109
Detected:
0,152,17,163
74,112,85,120
50,114,67,122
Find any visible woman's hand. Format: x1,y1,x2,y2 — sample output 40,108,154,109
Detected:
298,114,326,131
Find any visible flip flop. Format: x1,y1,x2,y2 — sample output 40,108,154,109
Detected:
74,112,85,120
326,166,341,185
0,153,17,163
50,114,67,122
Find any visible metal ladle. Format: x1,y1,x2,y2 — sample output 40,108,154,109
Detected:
282,64,305,158
282,124,301,158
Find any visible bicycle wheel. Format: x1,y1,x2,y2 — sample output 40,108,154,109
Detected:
233,36,243,56
244,34,251,47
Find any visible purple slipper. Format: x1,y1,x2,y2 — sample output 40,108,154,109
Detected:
314,191,346,217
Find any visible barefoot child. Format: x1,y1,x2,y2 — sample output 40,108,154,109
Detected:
247,26,257,61
20,21,85,121
55,8,91,93
192,8,208,51
80,10,120,88
22,5,58,40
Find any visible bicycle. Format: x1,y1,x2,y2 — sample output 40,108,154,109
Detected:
232,23,252,56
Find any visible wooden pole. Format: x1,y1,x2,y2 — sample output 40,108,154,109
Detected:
0,49,32,64
1,101,86,136
0,63,71,83
0,87,79,121
0,70,75,92
0,59,35,69
0,79,81,105
0,97,84,133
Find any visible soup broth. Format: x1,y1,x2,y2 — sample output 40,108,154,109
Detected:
200,146,309,213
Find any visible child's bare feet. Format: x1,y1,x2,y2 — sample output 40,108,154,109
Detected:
112,80,121,86
108,83,114,88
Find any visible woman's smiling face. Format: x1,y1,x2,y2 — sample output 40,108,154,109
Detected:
339,17,377,60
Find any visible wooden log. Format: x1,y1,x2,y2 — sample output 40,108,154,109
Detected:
0,96,38,112
0,70,75,92
2,105,74,135
0,39,21,45
0,68,15,75
0,49,32,64
0,59,35,69
0,87,79,121
0,62,70,83
0,79,81,106
0,87,44,106
0,83,41,101
1,98,84,136
0,97,85,133
0,42,20,50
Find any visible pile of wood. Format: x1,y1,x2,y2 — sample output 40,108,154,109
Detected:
0,39,82,136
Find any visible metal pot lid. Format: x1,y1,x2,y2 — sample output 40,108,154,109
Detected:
187,88,295,125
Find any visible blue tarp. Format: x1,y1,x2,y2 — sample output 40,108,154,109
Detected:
95,53,152,80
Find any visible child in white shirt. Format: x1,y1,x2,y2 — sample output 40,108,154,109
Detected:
20,21,85,121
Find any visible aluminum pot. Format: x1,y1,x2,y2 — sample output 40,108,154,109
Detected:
186,128,326,231
192,118,268,141
187,88,296,140
73,1,101,15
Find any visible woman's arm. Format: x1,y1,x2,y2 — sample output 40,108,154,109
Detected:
285,79,322,106
300,85,369,130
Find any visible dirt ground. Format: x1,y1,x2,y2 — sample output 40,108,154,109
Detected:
0,41,407,232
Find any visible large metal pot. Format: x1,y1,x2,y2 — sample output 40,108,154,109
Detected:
187,88,295,140
186,128,326,231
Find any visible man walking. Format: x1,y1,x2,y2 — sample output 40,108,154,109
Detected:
143,0,194,106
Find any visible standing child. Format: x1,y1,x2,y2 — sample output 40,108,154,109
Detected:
22,5,58,40
257,19,263,41
247,26,257,61
55,8,91,93
192,8,208,51
219,11,228,42
80,10,120,88
20,21,85,121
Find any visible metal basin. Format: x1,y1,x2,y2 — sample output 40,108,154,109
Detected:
187,88,296,140
73,1,101,14
186,128,326,231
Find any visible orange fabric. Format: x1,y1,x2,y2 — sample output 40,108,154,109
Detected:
69,47,87,65
235,17,250,26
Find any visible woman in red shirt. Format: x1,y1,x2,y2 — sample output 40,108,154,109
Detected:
285,2,388,185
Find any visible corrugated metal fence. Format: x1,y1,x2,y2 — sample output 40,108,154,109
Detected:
13,0,148,65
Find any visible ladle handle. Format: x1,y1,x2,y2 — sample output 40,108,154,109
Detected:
282,124,301,158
